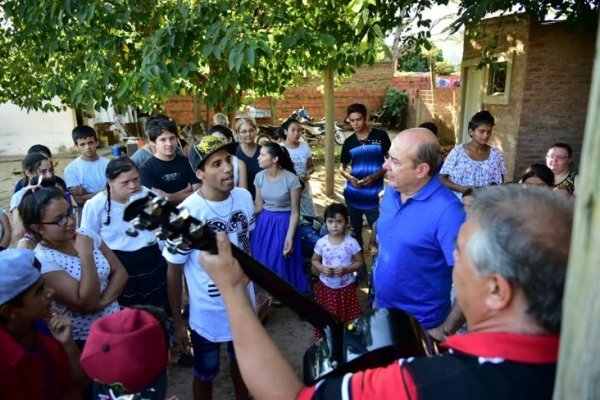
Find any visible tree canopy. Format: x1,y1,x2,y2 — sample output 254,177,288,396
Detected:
0,0,413,113
0,0,597,113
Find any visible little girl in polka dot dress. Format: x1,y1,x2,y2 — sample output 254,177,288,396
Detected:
311,203,364,339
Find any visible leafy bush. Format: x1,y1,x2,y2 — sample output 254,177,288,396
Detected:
383,86,408,129
435,60,455,76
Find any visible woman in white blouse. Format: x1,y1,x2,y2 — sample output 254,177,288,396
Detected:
19,186,127,345
81,156,168,311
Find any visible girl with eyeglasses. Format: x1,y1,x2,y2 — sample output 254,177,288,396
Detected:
235,117,262,199
19,186,128,347
81,156,169,312
545,142,579,195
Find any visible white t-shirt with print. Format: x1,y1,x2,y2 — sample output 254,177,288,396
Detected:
35,228,120,341
314,235,362,289
285,141,312,176
162,187,256,342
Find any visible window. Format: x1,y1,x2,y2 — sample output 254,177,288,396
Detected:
483,53,514,105
487,62,508,95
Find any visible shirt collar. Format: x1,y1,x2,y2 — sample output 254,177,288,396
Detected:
443,331,559,364
393,174,442,203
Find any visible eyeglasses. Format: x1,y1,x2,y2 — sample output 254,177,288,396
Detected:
546,155,569,161
239,128,256,134
39,207,77,227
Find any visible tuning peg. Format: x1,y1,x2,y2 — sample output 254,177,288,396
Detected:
171,234,192,249
125,227,139,237
148,196,170,216
153,226,171,240
169,212,187,229
129,216,151,230
189,222,205,238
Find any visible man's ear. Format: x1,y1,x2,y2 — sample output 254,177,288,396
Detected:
416,163,431,179
485,274,513,311
195,168,204,181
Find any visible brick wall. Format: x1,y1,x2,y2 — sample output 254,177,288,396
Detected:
164,62,395,126
462,15,594,180
463,15,531,180
514,20,595,177
393,75,461,144
414,88,461,145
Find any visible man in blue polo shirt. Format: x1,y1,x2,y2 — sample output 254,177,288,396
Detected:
374,128,465,340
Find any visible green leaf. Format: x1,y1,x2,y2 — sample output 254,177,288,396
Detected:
245,46,255,65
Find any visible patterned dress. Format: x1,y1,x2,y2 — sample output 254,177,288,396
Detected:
313,235,363,339
440,144,506,198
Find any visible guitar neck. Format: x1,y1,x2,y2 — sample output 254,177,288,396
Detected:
215,241,341,331
123,193,341,331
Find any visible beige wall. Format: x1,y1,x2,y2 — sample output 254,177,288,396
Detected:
462,15,531,180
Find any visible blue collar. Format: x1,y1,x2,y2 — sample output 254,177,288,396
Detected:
393,174,443,203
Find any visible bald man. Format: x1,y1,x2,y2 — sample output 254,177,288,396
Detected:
374,128,466,340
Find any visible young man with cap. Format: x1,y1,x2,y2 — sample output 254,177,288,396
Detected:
165,135,256,400
0,248,88,399
80,306,170,399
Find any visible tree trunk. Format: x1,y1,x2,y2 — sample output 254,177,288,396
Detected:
323,67,335,197
553,20,600,400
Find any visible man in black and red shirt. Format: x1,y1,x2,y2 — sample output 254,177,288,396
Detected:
200,184,573,400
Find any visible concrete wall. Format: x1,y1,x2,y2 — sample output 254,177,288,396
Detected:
0,102,76,156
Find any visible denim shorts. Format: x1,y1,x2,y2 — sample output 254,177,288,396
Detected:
190,329,236,381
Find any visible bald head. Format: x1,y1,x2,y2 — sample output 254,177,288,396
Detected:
394,128,441,177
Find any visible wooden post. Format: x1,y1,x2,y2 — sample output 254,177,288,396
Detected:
553,19,600,400
324,67,335,197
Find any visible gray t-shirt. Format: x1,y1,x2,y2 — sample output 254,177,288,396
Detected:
254,169,301,211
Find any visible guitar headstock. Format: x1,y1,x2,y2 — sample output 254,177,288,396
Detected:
124,192,217,254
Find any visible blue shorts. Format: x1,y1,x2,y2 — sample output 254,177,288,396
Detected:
190,330,236,381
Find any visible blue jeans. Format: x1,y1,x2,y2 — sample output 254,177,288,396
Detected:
190,330,236,382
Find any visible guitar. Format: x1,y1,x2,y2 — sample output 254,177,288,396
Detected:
124,192,437,384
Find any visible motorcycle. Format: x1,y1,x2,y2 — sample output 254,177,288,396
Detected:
256,124,282,145
290,107,346,145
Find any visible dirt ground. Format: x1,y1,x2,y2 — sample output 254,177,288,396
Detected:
0,144,375,399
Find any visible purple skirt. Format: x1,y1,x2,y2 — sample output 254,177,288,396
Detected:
251,209,308,293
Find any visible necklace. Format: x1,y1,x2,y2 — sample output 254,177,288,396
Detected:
199,192,234,219
357,130,371,146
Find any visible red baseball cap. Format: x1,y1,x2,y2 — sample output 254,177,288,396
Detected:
80,308,169,393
